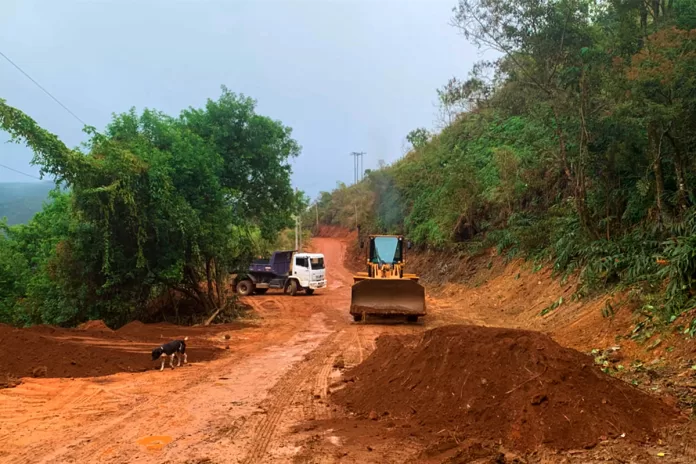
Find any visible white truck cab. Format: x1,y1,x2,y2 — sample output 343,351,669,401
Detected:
291,252,326,294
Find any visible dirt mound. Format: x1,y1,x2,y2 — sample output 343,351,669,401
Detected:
116,320,147,334
0,322,229,380
332,325,679,452
77,320,112,332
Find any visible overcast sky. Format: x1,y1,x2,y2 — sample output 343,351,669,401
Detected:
1,0,478,199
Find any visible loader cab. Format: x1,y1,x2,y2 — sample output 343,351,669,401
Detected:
369,236,404,265
361,235,412,252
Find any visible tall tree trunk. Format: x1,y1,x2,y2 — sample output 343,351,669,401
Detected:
648,122,667,225
574,135,596,239
184,265,214,312
576,73,599,239
640,1,648,32
210,257,226,308
605,148,616,240
206,257,214,303
552,105,572,194
666,131,690,213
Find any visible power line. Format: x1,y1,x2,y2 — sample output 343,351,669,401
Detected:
0,163,43,180
0,50,88,127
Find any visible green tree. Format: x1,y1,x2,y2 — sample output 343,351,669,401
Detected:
406,128,431,150
0,89,302,326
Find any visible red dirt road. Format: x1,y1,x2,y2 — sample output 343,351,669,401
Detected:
0,237,690,463
0,238,424,463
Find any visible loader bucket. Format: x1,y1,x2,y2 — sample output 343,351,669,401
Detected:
350,279,426,317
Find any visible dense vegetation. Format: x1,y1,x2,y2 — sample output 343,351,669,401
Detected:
0,181,56,225
0,89,304,327
313,1,696,324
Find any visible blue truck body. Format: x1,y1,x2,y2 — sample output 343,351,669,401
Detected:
248,250,294,276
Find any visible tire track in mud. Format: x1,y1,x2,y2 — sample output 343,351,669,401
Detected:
240,325,375,462
309,328,360,421
241,331,341,463
308,326,368,421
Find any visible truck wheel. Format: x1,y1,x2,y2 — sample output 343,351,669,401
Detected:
254,288,268,295
406,315,419,323
236,279,254,296
305,288,315,296
288,280,298,296
353,314,362,322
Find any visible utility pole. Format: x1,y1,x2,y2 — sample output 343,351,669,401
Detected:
315,202,319,228
349,152,358,184
294,187,299,251
349,151,366,184
294,215,299,251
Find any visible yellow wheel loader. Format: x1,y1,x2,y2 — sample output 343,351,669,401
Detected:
350,234,426,323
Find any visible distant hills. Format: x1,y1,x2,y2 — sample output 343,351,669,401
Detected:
0,181,57,225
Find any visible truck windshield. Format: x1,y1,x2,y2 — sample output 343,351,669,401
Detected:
310,257,325,269
371,237,402,264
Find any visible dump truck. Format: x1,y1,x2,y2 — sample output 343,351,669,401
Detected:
350,234,426,323
235,251,326,296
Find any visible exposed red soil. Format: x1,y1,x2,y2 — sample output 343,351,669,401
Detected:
0,321,240,381
316,224,356,239
2,235,693,463
346,235,696,381
77,319,113,332
332,324,680,452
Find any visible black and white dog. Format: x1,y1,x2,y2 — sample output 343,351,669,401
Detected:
151,337,188,371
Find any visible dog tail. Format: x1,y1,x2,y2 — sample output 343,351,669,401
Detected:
184,336,189,341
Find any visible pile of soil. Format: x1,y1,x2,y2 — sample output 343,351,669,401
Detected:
0,322,235,382
116,320,150,336
77,320,112,332
332,325,679,452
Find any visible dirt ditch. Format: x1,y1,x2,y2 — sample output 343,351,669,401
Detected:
331,324,681,452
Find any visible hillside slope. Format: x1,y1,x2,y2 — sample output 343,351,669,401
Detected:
309,2,696,336
0,181,55,225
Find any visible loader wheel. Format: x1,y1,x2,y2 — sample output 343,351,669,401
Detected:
353,314,362,322
236,279,254,296
254,288,268,295
305,288,315,296
288,280,299,296
406,315,419,323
